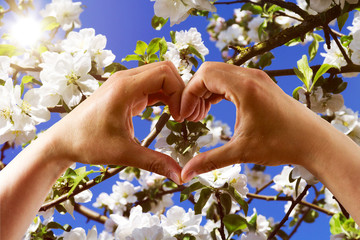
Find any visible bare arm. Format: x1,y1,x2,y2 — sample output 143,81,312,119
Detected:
180,62,360,223
0,61,184,240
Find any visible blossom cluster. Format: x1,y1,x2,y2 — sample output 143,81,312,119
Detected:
0,0,115,146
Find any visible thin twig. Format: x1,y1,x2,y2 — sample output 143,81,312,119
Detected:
215,190,227,240
247,180,274,204
74,203,108,224
326,25,353,66
264,64,360,77
141,112,170,147
267,185,312,240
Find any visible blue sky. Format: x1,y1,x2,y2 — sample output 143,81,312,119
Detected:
3,0,360,238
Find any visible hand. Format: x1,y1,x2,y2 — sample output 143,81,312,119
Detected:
180,62,331,183
47,61,185,184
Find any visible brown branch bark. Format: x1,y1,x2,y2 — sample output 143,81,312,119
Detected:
267,185,312,240
228,4,359,66
265,64,360,78
74,203,108,224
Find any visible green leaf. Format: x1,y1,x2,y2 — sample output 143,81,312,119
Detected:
296,55,313,90
67,167,95,196
303,210,319,223
159,37,168,58
20,75,34,95
180,182,205,202
0,44,23,57
248,212,257,232
227,186,248,216
104,62,127,74
337,12,349,31
41,16,60,31
187,121,208,134
223,214,248,234
151,15,168,30
311,64,334,91
47,222,72,232
147,38,161,56
220,193,232,215
292,86,304,100
241,3,263,14
170,31,176,44
166,120,182,133
308,38,319,62
188,46,205,62
258,52,274,69
313,33,324,42
194,188,212,214
142,107,153,119
134,41,148,55
188,57,198,68
163,180,178,189
122,54,143,62
293,68,305,86
333,81,347,94
166,132,179,145
148,53,159,63
330,213,347,234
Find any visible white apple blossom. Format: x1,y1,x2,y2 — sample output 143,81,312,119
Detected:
324,188,341,213
244,165,271,189
93,192,115,209
241,209,271,240
0,56,11,80
348,11,360,34
216,24,247,50
309,0,333,12
41,0,83,31
151,0,216,26
161,206,202,236
164,28,209,83
234,9,252,23
199,119,232,148
0,79,50,145
198,165,249,198
74,189,93,203
247,16,265,43
125,226,175,240
284,201,303,218
298,87,344,114
61,28,115,74
39,51,99,108
110,181,139,213
62,225,97,240
320,40,348,69
331,107,359,135
271,166,307,199
23,217,41,240
350,30,360,65
292,165,318,185
111,206,160,240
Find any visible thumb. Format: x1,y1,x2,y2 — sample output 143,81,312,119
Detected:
181,142,240,183
123,144,182,185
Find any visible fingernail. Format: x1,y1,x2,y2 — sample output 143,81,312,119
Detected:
183,171,197,183
169,172,181,185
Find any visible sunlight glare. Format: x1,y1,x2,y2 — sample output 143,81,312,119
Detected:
10,17,42,47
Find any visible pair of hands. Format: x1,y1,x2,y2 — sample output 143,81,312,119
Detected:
49,61,327,185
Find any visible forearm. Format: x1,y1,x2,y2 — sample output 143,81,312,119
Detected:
0,131,72,240
303,119,360,223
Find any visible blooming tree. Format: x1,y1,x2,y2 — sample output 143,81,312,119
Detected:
1,0,360,239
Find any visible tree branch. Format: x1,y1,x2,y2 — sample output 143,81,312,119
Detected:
74,203,108,224
267,185,312,240
228,4,359,66
246,193,333,216
141,112,170,147
264,64,360,78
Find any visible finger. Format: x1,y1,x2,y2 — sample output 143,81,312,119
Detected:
131,63,185,121
187,99,202,122
194,98,206,122
181,142,242,183
123,143,182,185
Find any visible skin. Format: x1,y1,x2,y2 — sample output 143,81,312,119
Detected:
1,61,360,239
180,62,360,224
0,61,184,240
